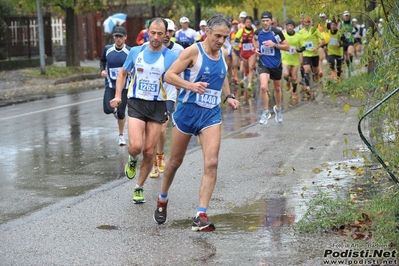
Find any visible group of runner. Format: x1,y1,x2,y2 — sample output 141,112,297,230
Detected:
227,10,367,103
99,10,369,232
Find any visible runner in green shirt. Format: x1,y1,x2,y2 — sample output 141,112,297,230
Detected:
340,11,355,76
297,16,325,95
327,20,344,80
282,19,304,99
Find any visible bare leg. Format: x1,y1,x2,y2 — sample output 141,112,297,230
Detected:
197,125,221,209
161,127,192,194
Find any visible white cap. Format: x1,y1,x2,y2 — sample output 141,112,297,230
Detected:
164,18,175,31
352,18,357,22
239,11,247,18
319,13,326,18
343,11,350,16
199,20,207,27
180,17,189,23
379,18,383,22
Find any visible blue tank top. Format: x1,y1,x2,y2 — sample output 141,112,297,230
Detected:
177,43,227,108
255,27,284,68
101,44,131,89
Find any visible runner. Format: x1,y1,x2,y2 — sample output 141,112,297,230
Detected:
317,13,329,77
153,14,240,231
149,19,184,178
253,11,289,124
326,20,344,81
135,19,150,45
281,19,303,101
340,11,355,77
235,16,257,96
297,15,325,96
110,18,178,204
197,20,207,39
229,20,240,85
100,26,131,146
175,17,200,49
351,18,361,58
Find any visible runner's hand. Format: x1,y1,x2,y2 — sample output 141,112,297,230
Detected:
227,98,240,110
110,98,121,108
190,82,209,94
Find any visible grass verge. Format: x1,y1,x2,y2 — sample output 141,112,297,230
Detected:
22,65,98,79
296,71,399,248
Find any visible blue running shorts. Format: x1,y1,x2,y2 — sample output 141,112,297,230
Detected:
172,103,222,136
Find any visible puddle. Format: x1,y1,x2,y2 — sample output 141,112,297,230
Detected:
169,197,295,234
169,159,373,236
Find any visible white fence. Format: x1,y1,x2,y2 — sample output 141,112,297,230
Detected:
8,18,65,46
51,18,64,45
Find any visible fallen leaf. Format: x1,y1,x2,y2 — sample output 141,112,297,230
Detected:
313,168,321,174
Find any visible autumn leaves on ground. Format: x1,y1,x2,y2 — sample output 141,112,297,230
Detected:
295,159,399,249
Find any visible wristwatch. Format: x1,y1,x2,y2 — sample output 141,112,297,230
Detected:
223,93,236,103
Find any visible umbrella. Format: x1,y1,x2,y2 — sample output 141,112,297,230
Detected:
103,13,127,33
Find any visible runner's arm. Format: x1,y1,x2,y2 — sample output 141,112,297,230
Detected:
164,46,208,94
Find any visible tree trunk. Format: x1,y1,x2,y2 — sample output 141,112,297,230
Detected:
65,7,80,67
253,7,258,22
365,0,376,74
194,1,201,31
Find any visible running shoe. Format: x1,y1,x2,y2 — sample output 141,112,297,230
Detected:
133,187,145,204
247,83,253,92
330,71,336,80
291,92,298,102
259,110,271,125
150,162,160,178
157,153,165,173
118,135,126,146
303,86,312,96
125,156,137,179
231,77,239,85
153,199,168,224
239,79,244,88
273,105,283,123
313,73,319,82
192,213,215,232
318,71,323,78
113,108,118,119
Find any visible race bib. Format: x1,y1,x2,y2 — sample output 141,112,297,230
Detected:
242,43,253,51
195,88,221,109
137,80,160,97
109,67,121,79
260,45,275,56
305,41,314,50
329,38,337,46
286,46,296,55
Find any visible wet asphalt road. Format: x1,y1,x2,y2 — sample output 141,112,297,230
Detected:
0,82,367,265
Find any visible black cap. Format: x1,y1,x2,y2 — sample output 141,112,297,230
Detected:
261,11,272,19
112,26,127,36
285,19,295,27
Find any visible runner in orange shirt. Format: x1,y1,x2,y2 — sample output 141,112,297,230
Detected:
235,16,257,96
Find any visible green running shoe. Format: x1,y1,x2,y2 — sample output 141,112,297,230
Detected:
133,187,145,204
125,156,137,179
